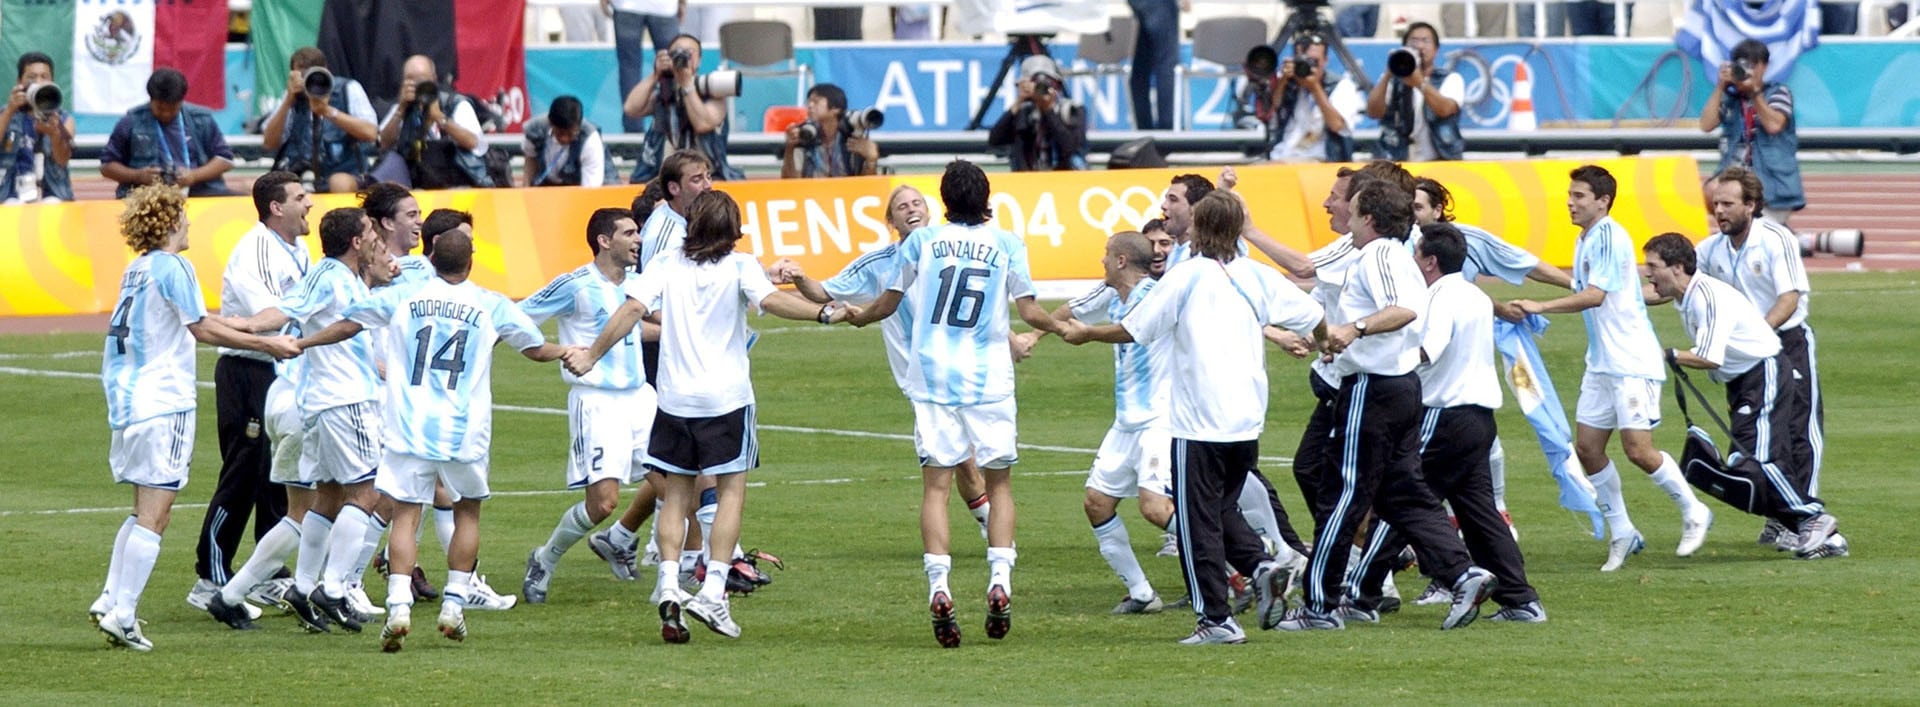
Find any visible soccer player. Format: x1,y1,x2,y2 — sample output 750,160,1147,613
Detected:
845,160,1066,648
519,208,661,602
298,229,579,652
228,208,393,633
1512,166,1714,571
1694,166,1826,550
574,190,852,643
189,171,312,613
1642,233,1840,557
1059,192,1322,644
93,184,297,651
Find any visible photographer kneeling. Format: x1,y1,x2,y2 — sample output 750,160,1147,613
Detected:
522,95,609,187
1365,22,1464,162
1699,39,1802,225
623,33,744,183
375,54,494,188
1236,32,1361,163
988,56,1087,172
781,83,880,179
263,47,378,194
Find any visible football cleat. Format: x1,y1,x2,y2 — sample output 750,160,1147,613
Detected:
309,588,364,633
346,582,384,617
185,578,218,611
410,566,440,601
1112,594,1165,615
1677,505,1714,557
437,602,467,642
1601,532,1645,572
207,592,258,630
522,549,553,605
586,530,638,581
246,575,295,614
284,584,331,633
1227,572,1254,615
658,589,691,644
99,615,153,652
380,604,411,653
985,585,1011,640
930,591,961,648
1253,560,1295,631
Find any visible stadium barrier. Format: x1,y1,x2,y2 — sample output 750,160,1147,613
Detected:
0,155,1704,318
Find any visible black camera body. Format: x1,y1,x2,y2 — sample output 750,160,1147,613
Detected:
1293,57,1316,80
1388,47,1421,79
795,121,821,149
670,48,693,71
414,80,440,111
1725,59,1755,97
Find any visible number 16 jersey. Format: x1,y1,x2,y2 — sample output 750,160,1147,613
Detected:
888,222,1035,407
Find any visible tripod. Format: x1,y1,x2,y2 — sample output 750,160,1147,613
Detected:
966,33,1055,131
1274,2,1373,92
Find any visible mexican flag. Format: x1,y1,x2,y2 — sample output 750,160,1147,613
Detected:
0,0,226,115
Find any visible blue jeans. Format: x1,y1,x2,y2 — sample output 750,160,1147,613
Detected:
1336,5,1379,38
615,10,681,133
1128,0,1179,130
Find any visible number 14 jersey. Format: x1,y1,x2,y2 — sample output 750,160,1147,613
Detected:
888,222,1035,407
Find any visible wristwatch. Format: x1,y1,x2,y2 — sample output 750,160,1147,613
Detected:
1354,319,1369,338
817,303,838,325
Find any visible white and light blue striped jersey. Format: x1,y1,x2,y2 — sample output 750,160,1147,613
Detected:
521,264,648,391
393,254,434,286
1165,237,1249,271
1075,281,1165,431
889,222,1036,406
1696,217,1809,331
1409,222,1539,285
638,204,687,273
278,258,380,417
625,251,779,417
102,251,207,430
823,244,916,394
347,278,546,463
1573,216,1664,381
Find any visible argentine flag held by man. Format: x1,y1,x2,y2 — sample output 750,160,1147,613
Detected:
1495,314,1605,540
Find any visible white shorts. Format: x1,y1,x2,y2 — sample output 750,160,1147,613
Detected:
911,397,1018,470
377,450,490,505
1576,372,1662,431
110,411,195,490
568,385,658,488
300,401,383,485
263,378,309,488
1085,425,1172,499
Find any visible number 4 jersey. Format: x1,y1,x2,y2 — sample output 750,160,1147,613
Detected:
102,251,208,430
889,222,1035,407
345,277,547,463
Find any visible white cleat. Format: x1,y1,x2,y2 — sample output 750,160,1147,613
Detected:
99,614,153,652
381,604,411,653
1677,505,1714,557
437,602,467,642
1601,532,1645,572
185,578,218,611
347,583,385,616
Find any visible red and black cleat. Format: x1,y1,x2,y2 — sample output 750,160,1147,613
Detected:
985,586,1011,640
930,591,961,648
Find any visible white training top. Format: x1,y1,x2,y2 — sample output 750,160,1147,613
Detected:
1072,279,1166,432
1165,237,1248,271
218,222,311,362
520,263,649,391
626,250,779,417
1675,274,1782,383
102,251,207,430
888,222,1037,407
1308,234,1360,386
823,243,914,395
1331,236,1428,378
1122,255,1321,442
347,277,546,462
638,203,687,274
279,258,379,417
1573,215,1665,381
1696,216,1809,331
1418,273,1502,409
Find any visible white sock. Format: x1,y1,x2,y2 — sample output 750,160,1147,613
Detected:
696,502,716,563
444,569,473,608
1489,438,1509,512
680,546,702,576
352,514,386,589
322,505,371,598
221,517,302,604
967,496,992,527
294,512,333,594
1092,516,1152,602
433,506,456,556
1591,463,1636,539
655,562,678,599
113,525,163,620
1236,472,1284,551
1165,513,1179,539
701,560,729,600
987,546,1016,593
608,519,637,549
101,515,136,606
386,573,413,609
1647,452,1701,512
923,553,952,600
540,502,595,567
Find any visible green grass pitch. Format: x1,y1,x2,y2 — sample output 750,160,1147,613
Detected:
1,272,1916,704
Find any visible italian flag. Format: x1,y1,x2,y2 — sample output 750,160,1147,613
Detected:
0,0,226,115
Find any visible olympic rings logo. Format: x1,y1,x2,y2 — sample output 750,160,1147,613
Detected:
1078,186,1162,235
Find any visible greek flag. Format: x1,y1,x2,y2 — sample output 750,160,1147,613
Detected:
1675,0,1822,82
1494,314,1605,540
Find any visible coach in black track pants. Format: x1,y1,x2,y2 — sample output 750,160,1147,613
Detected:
1282,181,1493,632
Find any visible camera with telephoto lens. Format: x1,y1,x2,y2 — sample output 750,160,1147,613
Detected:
691,70,740,99
25,82,60,118
413,80,439,109
847,106,885,136
302,67,333,98
794,121,821,149
1388,47,1421,79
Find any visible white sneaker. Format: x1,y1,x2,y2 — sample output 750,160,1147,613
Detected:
1413,580,1453,606
185,578,218,610
1677,505,1713,557
1601,532,1645,572
639,539,661,567
246,577,295,614
1794,513,1838,556
1155,532,1180,558
685,592,741,639
347,583,384,616
380,604,411,653
465,574,519,611
437,602,467,642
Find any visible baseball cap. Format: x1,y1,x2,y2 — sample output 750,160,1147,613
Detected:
1020,55,1063,83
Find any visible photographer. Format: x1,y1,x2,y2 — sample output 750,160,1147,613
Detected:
101,67,234,198
622,34,744,183
987,56,1087,172
375,54,493,188
1364,22,1464,162
1698,39,1802,225
1,52,74,203
262,47,378,194
1237,33,1361,163
521,95,609,187
780,83,880,179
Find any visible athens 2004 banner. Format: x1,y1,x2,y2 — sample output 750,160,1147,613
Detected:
0,156,1707,318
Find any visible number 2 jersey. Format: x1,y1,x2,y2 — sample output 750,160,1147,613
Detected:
102,251,208,430
888,222,1035,407
345,277,546,462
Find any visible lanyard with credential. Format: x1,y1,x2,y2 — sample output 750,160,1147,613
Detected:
152,117,190,169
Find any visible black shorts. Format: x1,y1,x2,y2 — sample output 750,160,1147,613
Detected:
644,405,758,476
